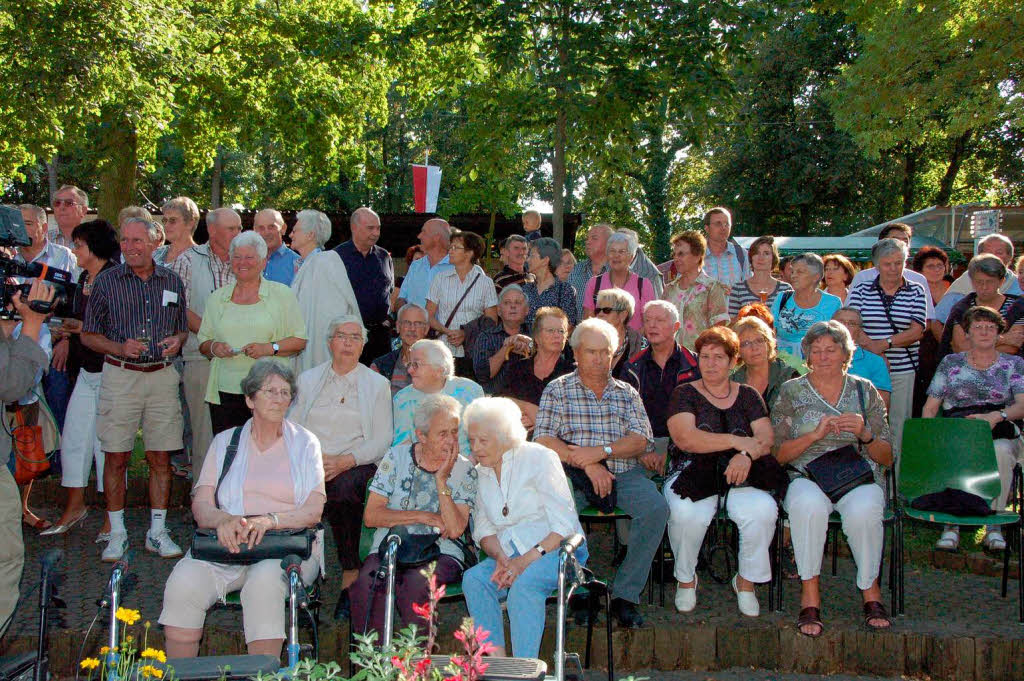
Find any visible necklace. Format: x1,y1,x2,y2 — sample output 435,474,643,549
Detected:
702,379,732,400
497,450,516,517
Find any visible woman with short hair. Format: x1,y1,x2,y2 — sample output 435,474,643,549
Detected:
583,232,656,332
938,254,1022,359
731,316,798,411
521,237,579,327
500,307,575,430
556,249,576,282
771,253,843,359
592,288,645,379
662,230,729,350
822,254,856,305
291,209,332,273
728,236,793,318
154,197,200,267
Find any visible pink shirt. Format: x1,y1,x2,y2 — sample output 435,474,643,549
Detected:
582,271,656,332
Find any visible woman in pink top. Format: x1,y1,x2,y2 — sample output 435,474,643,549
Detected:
582,232,656,332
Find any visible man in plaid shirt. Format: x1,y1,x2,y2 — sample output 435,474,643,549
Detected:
535,318,667,628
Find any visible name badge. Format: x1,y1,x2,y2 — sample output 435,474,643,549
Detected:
162,290,179,307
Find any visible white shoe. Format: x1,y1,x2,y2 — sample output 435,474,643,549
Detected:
674,576,697,613
95,531,111,544
101,532,129,563
145,528,183,558
732,575,760,617
935,525,960,552
983,529,1007,552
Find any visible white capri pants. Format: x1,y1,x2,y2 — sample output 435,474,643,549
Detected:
60,369,104,491
158,554,319,643
664,473,778,584
784,477,884,591
994,437,1024,510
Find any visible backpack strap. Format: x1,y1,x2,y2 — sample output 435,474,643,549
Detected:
213,427,243,510
592,273,604,308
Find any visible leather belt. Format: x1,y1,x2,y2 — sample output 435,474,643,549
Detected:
104,357,173,373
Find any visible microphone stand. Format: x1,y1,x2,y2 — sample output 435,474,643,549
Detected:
32,552,62,681
104,562,128,681
554,535,585,681
382,534,402,650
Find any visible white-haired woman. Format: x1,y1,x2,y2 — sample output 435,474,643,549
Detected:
154,196,200,267
291,209,332,274
731,316,799,411
160,359,324,658
350,394,477,636
582,232,656,332
290,315,393,615
198,231,308,435
772,321,893,637
462,397,586,659
522,237,579,327
771,253,843,359
392,339,484,456
592,288,644,379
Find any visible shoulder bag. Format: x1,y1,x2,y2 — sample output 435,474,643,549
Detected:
428,272,482,339
803,381,874,503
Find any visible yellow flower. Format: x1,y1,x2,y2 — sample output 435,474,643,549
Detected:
125,635,134,644
99,647,110,655
141,648,167,663
80,658,100,670
140,665,164,679
115,607,141,626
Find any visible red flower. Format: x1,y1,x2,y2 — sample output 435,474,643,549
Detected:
415,657,432,675
411,602,432,619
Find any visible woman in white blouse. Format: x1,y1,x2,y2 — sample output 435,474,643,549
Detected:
461,397,585,659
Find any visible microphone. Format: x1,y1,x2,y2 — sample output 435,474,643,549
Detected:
560,534,585,553
40,549,63,574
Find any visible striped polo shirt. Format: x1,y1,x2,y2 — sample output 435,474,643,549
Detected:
846,277,928,375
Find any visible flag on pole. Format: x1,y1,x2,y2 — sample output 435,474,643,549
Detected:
412,164,442,213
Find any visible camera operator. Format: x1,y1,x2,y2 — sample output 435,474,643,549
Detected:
0,280,55,636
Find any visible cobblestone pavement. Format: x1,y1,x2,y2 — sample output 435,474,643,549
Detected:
584,670,910,680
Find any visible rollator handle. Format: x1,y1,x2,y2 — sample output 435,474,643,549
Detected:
560,534,584,554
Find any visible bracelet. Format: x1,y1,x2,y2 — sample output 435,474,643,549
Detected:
741,451,754,462
858,433,875,446
439,487,452,498
267,512,279,528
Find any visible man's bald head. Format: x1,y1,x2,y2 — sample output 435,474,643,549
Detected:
207,208,242,254
418,218,451,252
254,208,285,251
350,206,382,253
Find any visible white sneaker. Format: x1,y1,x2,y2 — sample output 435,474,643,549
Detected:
732,574,760,617
145,528,183,558
935,525,960,552
674,576,697,613
101,532,129,563
983,529,1007,551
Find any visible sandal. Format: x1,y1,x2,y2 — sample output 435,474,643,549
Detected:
935,525,959,552
863,600,891,631
796,606,824,638
982,529,1007,552
22,514,52,531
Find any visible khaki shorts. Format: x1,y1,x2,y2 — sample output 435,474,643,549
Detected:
97,363,184,453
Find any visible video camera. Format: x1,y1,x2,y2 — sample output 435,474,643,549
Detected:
0,205,75,320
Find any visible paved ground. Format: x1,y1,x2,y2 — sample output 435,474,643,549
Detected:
584,671,911,681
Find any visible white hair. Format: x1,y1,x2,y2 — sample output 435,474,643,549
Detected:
462,397,527,451
615,228,640,253
397,302,428,322
19,204,46,225
229,231,268,260
295,209,332,247
256,208,284,228
326,315,368,350
207,207,240,229
596,287,636,323
871,238,908,263
978,233,1014,260
570,317,619,353
411,339,455,380
643,299,679,324
606,231,637,258
413,394,463,436
121,217,162,242
498,283,526,304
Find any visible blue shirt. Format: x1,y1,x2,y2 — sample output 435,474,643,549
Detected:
263,244,300,286
771,291,843,358
849,347,892,393
398,254,454,308
335,241,394,324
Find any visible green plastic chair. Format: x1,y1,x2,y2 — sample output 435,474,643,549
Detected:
900,418,1023,622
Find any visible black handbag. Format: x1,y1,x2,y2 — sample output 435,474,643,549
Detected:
563,462,617,513
943,403,1020,441
377,525,442,568
190,427,318,565
802,381,874,504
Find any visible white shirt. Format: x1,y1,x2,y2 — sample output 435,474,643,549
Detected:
427,264,498,357
472,442,584,556
849,266,935,320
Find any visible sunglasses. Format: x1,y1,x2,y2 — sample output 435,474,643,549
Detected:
594,306,625,315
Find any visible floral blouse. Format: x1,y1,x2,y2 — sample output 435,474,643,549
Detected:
662,272,729,350
927,352,1024,411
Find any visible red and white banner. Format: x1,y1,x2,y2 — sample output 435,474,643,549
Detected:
412,164,442,213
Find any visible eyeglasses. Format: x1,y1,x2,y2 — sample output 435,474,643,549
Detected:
594,307,625,315
448,245,467,252
53,199,79,208
258,388,293,400
331,332,363,343
739,339,766,349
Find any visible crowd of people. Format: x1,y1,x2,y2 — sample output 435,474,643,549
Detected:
3,189,1024,659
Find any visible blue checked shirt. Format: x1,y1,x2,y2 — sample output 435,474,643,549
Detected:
533,370,654,473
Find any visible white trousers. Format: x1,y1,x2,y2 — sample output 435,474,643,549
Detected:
994,437,1024,510
889,371,914,463
60,369,104,491
664,474,778,584
784,477,884,590
183,358,212,485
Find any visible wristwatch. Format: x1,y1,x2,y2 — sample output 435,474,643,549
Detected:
272,342,281,355
602,445,613,457
1000,410,1009,421
534,543,547,556
886,337,893,349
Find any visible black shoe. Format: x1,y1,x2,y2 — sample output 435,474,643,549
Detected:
333,589,351,620
610,598,644,628
611,544,628,568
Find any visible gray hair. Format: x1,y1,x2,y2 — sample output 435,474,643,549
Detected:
294,209,332,247
240,358,298,404
615,228,640,254
256,208,284,228
55,184,89,208
410,339,454,380
207,207,241,230
326,315,368,350
643,299,679,325
230,230,269,260
606,231,637,258
801,321,855,371
570,317,619,353
161,197,200,228
413,394,463,436
397,302,428,322
502,234,528,249
498,283,526,305
596,287,636,322
532,237,562,274
832,306,863,324
791,252,825,284
19,204,46,225
462,397,528,451
870,238,909,263
967,252,1007,281
121,216,162,242
978,233,1014,261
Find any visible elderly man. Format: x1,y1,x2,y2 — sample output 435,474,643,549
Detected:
617,228,664,298
291,209,332,273
567,223,614,321
701,207,747,295
334,207,394,362
534,318,666,628
847,223,936,322
935,233,1022,324
396,217,454,309
370,302,431,396
49,184,88,253
83,217,189,562
255,208,300,285
472,284,532,394
493,235,531,293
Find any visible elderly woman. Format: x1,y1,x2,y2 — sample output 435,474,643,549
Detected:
159,360,325,658
522,237,579,327
583,232,656,332
472,284,532,394
392,339,484,455
665,327,778,616
822,254,856,305
426,230,499,377
731,316,799,411
290,316,393,616
290,209,332,274
911,245,951,415
771,253,843,359
557,248,576,283
371,303,431,397
350,394,477,635
938,254,1022,359
912,245,950,307
500,307,575,430
154,197,199,267
592,288,645,379
462,397,586,659
662,230,729,350
198,231,308,435
924,306,1024,552
772,322,894,637
728,236,793,319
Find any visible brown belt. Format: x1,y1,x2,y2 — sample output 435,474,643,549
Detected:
104,357,173,373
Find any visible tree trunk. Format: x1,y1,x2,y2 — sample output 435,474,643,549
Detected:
901,143,918,215
46,156,58,205
935,129,973,206
550,0,572,246
95,112,139,226
210,147,223,208
643,97,672,262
